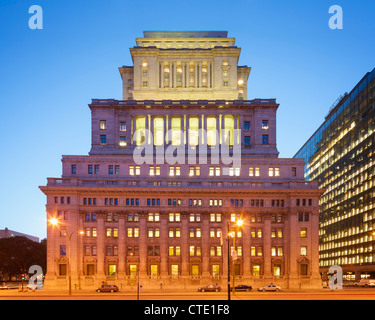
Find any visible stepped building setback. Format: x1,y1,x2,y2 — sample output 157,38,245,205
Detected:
40,31,324,290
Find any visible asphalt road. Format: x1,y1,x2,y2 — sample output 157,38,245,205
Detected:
1,287,375,300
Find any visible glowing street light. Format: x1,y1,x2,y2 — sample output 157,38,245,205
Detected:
49,217,83,295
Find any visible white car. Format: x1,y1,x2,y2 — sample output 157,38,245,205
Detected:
258,284,281,292
353,279,375,287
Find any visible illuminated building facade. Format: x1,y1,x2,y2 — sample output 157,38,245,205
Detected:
294,68,375,282
40,31,323,290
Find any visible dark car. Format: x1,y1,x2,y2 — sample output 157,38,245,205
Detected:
198,285,221,292
96,285,119,293
231,285,252,292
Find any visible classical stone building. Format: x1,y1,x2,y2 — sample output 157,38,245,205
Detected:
40,31,324,290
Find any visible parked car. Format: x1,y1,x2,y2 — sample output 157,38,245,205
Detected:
231,285,252,292
353,279,375,287
258,283,281,292
198,285,221,292
96,285,119,292
0,283,18,290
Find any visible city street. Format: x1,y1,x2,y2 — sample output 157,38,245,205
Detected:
1,287,375,300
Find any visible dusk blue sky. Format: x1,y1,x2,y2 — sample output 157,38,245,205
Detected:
0,0,374,240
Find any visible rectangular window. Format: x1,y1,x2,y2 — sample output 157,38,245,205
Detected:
60,245,66,256
262,120,269,129
71,165,76,175
244,121,250,131
262,135,269,145
292,167,297,177
100,120,106,130
119,136,127,147
244,136,250,146
120,122,126,131
100,135,107,145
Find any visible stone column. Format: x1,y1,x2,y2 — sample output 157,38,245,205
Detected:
169,62,172,88
181,62,186,88
44,209,57,288
201,215,210,280
187,63,190,88
160,214,169,279
118,213,126,280
198,62,202,88
194,62,198,88
96,212,106,284
288,212,299,288
243,220,251,281
263,215,272,281
139,213,147,280
181,213,189,283
208,62,211,88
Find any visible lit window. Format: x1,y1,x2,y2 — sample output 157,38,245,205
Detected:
301,246,307,256
301,228,307,238
255,167,260,176
262,120,269,129
149,166,155,176
269,168,274,176
100,120,106,130
275,167,280,176
119,136,127,147
120,122,126,131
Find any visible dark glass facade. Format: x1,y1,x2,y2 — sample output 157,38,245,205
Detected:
294,68,375,280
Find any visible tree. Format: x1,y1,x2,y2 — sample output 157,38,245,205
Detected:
0,236,46,281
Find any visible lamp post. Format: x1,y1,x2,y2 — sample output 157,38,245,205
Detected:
227,222,231,301
49,218,83,295
230,219,243,295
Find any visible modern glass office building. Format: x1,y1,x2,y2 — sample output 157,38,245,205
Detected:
294,68,375,281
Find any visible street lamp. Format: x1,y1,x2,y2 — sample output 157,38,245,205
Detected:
226,218,244,300
49,217,83,295
232,219,243,294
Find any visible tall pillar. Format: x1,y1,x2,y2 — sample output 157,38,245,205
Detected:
118,213,126,280
139,213,147,280
198,62,202,88
194,63,198,88
160,214,168,279
181,213,189,283
243,220,251,281
208,62,211,88
288,212,299,288
201,215,210,279
96,212,106,284
182,62,185,88
169,62,172,88
173,62,177,88
263,215,272,281
187,63,190,88
44,209,57,289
